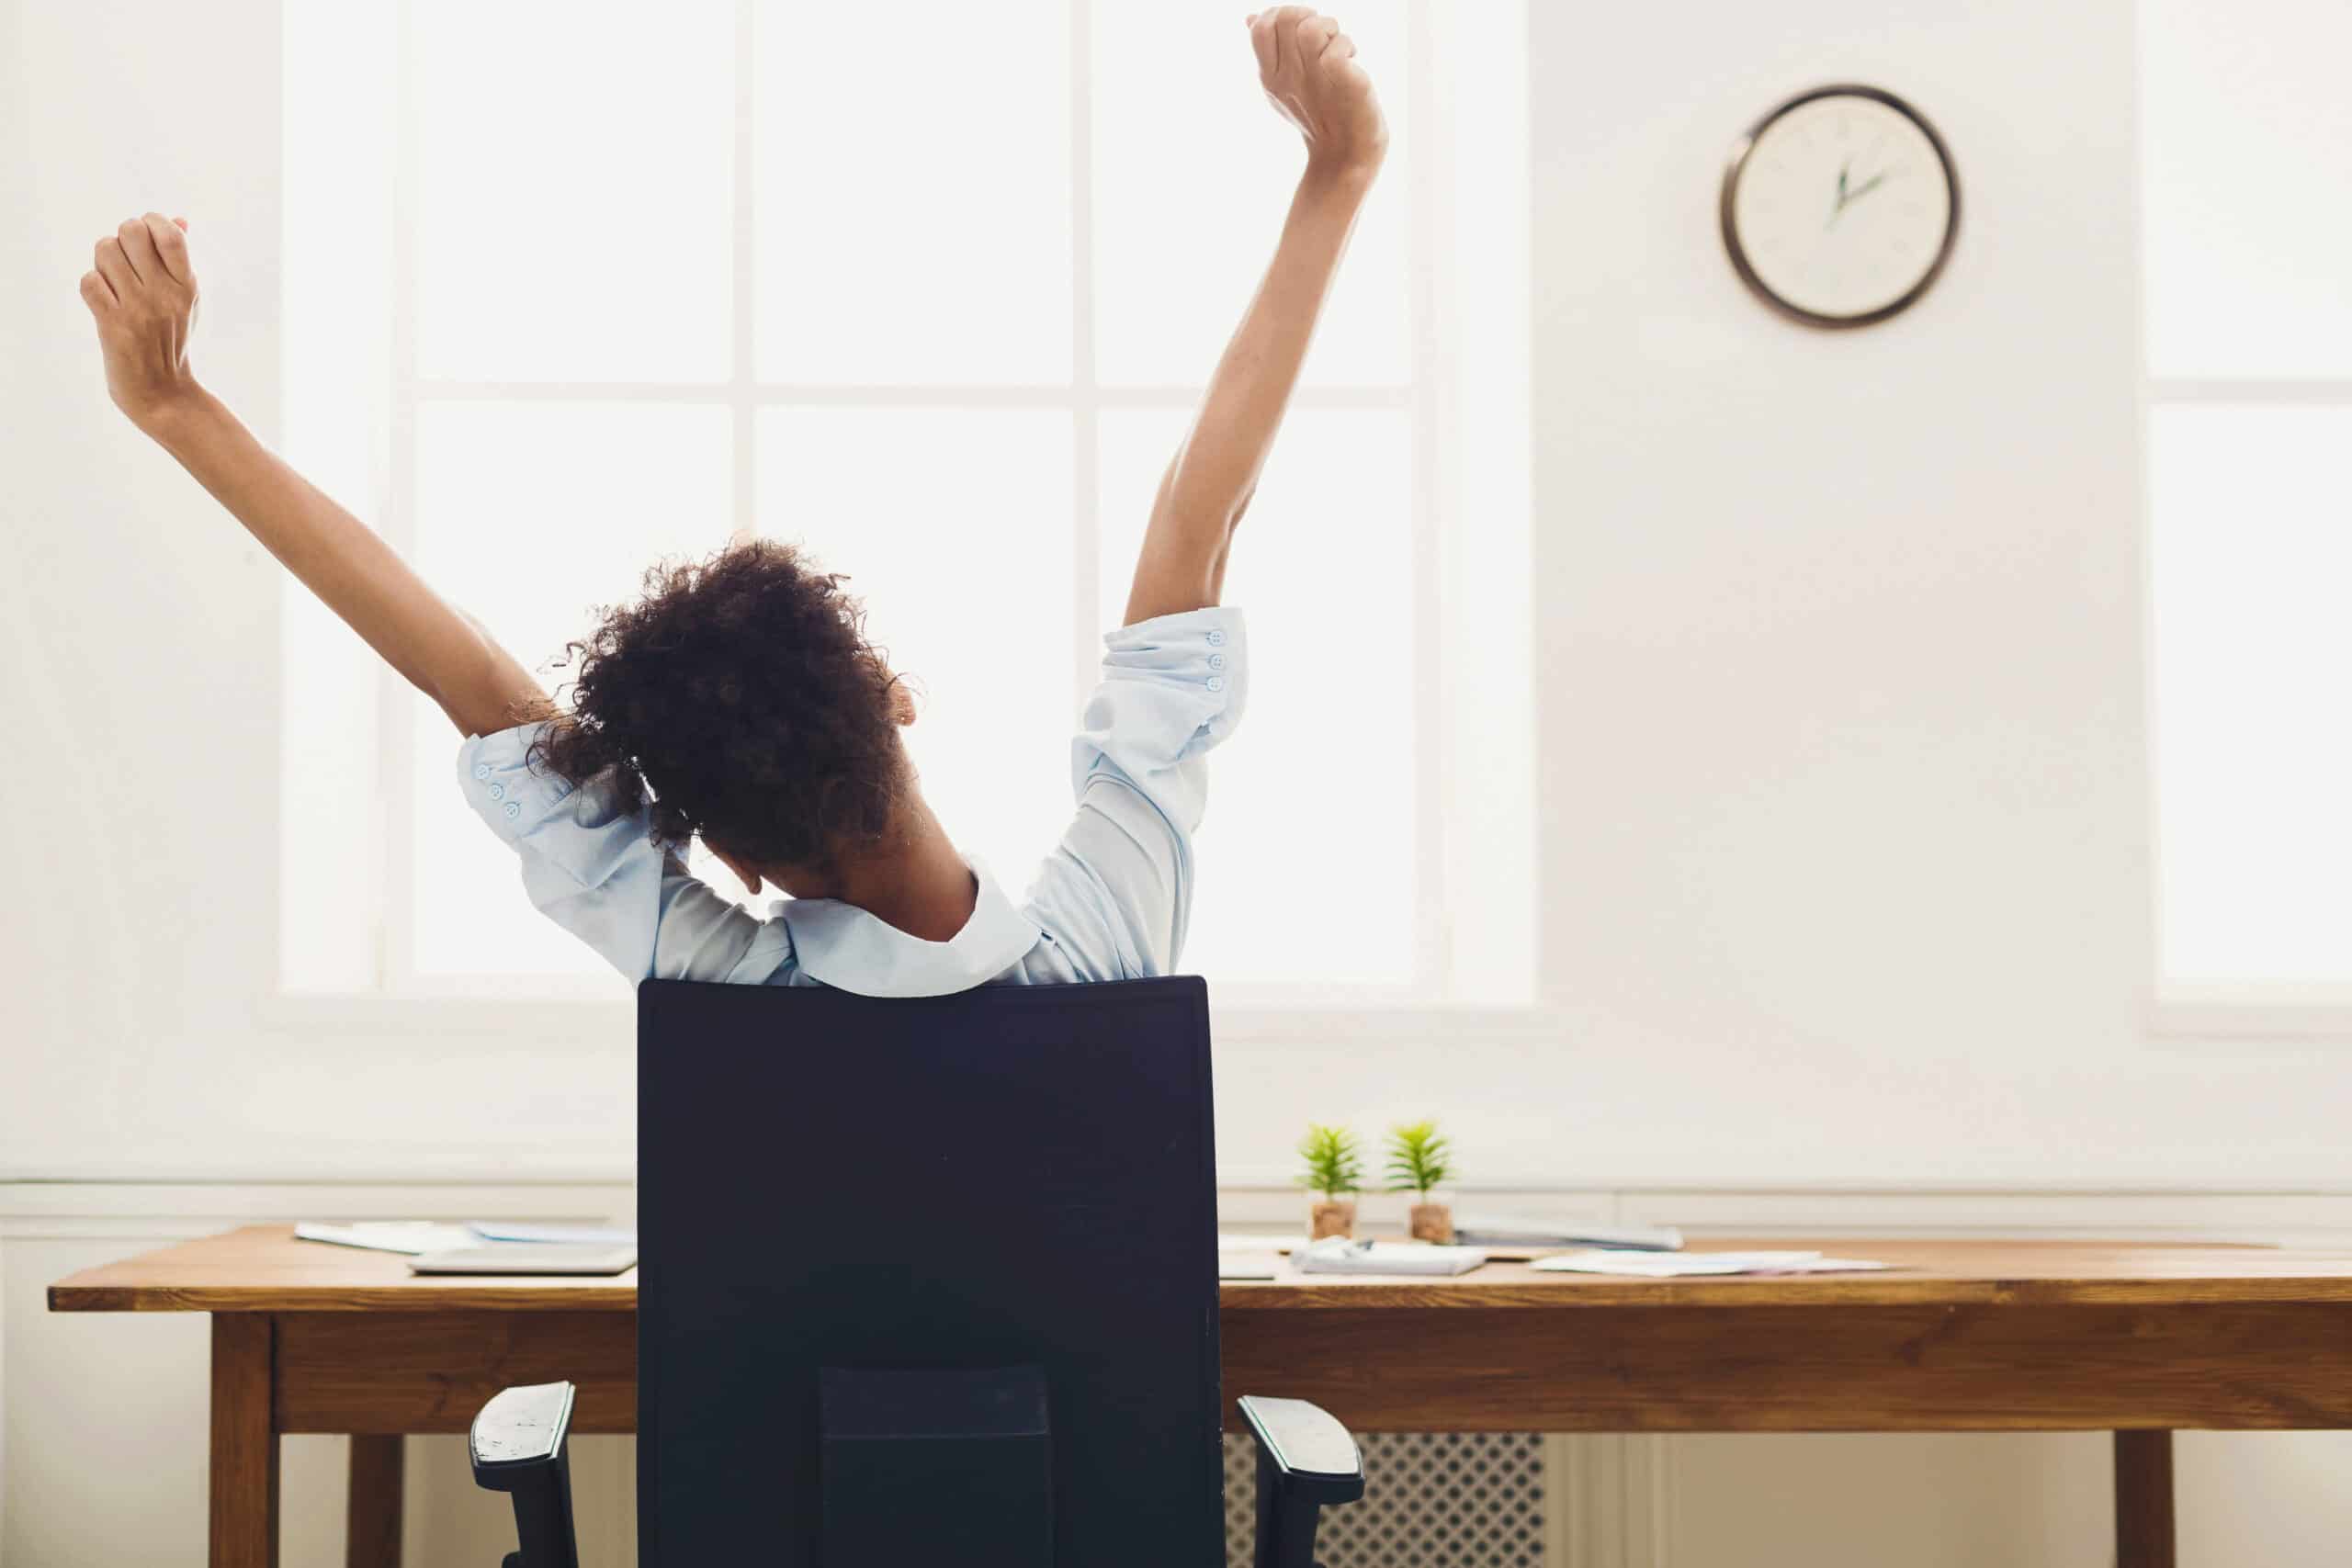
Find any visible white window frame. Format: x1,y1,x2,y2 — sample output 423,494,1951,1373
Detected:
272,0,1551,1044
2144,348,2352,1043
2139,136,2352,1037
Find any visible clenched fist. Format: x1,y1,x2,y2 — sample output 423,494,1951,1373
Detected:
1247,7,1386,179
80,213,200,429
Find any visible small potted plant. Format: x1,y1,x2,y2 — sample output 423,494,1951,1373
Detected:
1295,1123,1363,1239
1386,1119,1456,1244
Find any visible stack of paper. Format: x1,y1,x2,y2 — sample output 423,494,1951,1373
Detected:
1532,1249,1891,1278
1293,1237,1489,1277
1452,1213,1683,1252
294,1221,479,1255
468,1222,637,1246
296,1220,638,1254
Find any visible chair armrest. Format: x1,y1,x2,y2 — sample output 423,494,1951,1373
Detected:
469,1381,582,1568
1238,1394,1365,1568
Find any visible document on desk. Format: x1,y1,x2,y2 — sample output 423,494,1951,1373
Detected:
295,1221,480,1255
1294,1238,1490,1276
1452,1213,1684,1252
468,1221,638,1247
1216,1234,1289,1280
1218,1232,1308,1252
409,1243,638,1276
1532,1249,1892,1278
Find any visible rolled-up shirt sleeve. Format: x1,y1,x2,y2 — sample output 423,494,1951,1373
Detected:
456,722,782,984
1071,606,1246,833
1032,606,1246,976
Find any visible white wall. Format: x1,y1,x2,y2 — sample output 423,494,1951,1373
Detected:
1513,0,2352,1190
1519,0,2352,1558
6,0,2352,1562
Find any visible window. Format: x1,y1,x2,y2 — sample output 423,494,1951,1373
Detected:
2142,0,2352,1021
281,1,1535,1017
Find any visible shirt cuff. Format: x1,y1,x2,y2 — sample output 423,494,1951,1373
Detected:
456,722,575,840
1091,605,1247,760
456,720,657,896
1070,606,1245,822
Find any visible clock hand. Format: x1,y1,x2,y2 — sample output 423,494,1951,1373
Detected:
1827,164,1896,230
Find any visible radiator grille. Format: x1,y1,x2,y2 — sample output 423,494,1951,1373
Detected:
1222,1432,1548,1566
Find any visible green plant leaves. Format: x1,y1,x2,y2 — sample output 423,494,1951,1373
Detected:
1294,1121,1457,1199
1384,1118,1453,1196
1295,1122,1364,1198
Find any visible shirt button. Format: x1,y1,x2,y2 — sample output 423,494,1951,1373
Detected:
503,800,522,820
1206,676,1225,694
472,763,492,781
1208,652,1227,671
1206,629,1227,647
488,783,505,802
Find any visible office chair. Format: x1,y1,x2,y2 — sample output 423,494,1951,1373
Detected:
470,976,1365,1567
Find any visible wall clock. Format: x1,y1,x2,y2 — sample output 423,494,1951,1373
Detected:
1720,85,1960,328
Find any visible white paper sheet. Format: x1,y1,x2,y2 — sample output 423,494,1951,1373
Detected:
1532,1249,1893,1278
1294,1237,1490,1276
294,1220,480,1256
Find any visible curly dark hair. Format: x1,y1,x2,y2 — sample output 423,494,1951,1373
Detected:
531,539,912,871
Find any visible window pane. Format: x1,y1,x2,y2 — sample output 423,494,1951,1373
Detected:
413,0,733,381
1091,0,1410,387
411,402,734,978
2152,405,2352,984
755,410,1076,887
1097,409,1416,987
755,4,1071,384
2142,0,2352,377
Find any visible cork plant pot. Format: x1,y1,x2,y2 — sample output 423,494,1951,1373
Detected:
1386,1121,1458,1247
1308,1198,1359,1240
1295,1123,1366,1244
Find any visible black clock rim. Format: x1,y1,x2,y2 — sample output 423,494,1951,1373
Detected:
1718,83,1962,330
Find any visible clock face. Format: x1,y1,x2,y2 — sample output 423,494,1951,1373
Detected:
1723,87,1958,326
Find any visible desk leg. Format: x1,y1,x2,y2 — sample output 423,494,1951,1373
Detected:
2113,1430,2176,1568
345,1435,404,1568
209,1314,280,1568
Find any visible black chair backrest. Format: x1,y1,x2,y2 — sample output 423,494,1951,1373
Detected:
637,976,1223,1566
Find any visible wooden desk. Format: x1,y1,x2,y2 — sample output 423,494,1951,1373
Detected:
51,1228,2352,1568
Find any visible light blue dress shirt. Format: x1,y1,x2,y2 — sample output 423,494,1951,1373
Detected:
456,606,1245,996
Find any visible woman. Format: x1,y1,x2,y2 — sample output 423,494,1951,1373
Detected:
76,7,1384,995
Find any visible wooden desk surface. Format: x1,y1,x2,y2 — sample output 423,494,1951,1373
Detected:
41,1216,2352,1568
48,1224,2352,1314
